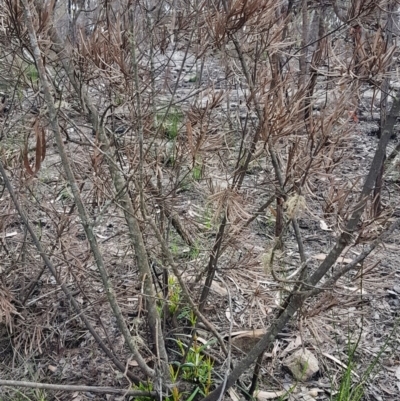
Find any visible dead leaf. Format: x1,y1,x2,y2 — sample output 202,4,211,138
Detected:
379,384,397,395
5,232,17,238
280,335,302,358
308,388,322,397
23,118,46,176
95,233,109,239
319,220,332,231
255,390,286,400
230,329,266,339
322,352,360,378
313,253,327,261
337,257,353,264
228,388,241,401
226,330,252,338
186,120,195,158
269,206,277,217
196,336,211,346
71,392,82,401
312,254,354,264
47,365,57,373
210,281,228,296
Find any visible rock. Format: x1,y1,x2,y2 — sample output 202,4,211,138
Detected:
283,349,319,381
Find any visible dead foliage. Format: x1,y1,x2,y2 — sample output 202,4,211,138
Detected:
0,0,399,400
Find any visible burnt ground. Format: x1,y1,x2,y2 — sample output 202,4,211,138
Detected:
0,55,400,401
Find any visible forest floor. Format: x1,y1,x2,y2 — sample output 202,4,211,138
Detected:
0,52,400,401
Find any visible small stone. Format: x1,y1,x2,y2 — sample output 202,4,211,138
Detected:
283,349,319,381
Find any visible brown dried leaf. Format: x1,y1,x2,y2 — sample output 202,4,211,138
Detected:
23,118,46,176
255,390,286,400
186,120,195,158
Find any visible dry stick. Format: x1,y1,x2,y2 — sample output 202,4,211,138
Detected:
0,162,142,385
130,7,145,221
128,9,170,381
306,216,400,299
198,214,227,312
299,0,309,93
187,3,265,316
230,26,307,264
197,36,261,312
22,212,74,305
230,35,262,190
200,74,400,401
219,194,276,255
230,24,311,351
374,0,395,216
145,216,228,356
248,353,263,399
81,47,169,380
148,18,231,314
21,0,154,378
304,95,400,291
201,4,304,391
147,27,195,152
198,0,303,331
332,0,347,22
216,275,233,401
266,218,311,287
48,11,170,382
0,380,156,397
147,180,196,247
138,172,229,356
265,84,307,264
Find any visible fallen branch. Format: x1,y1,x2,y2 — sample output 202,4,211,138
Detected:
0,380,156,397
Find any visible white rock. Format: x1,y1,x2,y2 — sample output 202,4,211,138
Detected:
283,349,319,381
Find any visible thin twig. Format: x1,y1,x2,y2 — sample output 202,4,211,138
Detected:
22,0,154,378
215,274,233,401
0,380,157,397
145,215,228,356
0,160,142,385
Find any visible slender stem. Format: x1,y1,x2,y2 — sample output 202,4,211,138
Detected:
0,161,142,385
200,85,400,401
21,0,154,378
0,380,156,397
145,215,228,355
